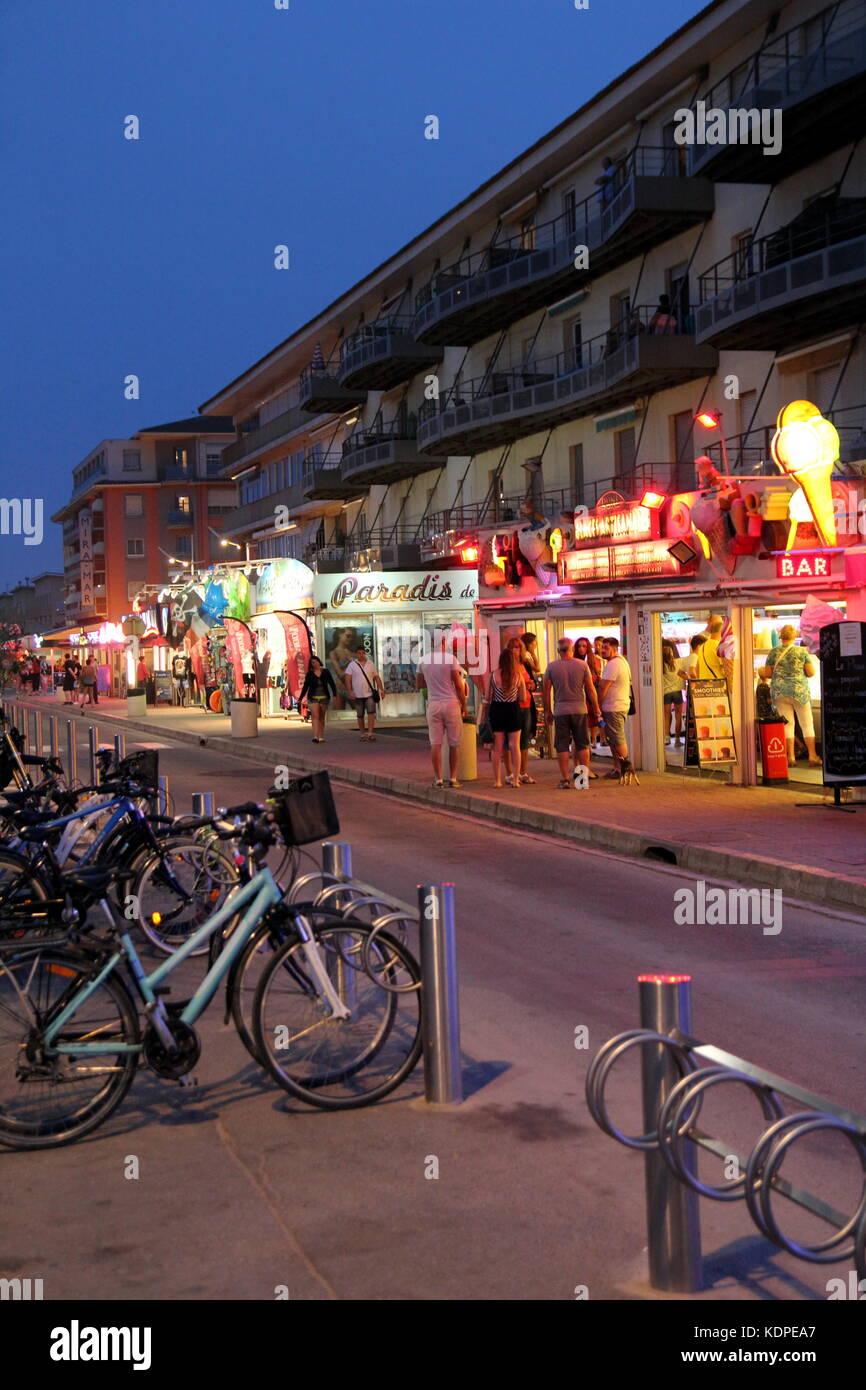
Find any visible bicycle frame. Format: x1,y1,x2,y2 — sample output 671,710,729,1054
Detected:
41,867,350,1056
7,794,150,870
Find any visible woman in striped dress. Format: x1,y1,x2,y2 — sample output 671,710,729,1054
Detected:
481,647,527,789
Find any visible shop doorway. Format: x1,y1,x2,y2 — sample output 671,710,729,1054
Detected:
659,609,730,773
751,601,845,787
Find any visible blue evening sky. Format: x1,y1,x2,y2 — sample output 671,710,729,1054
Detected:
0,0,701,589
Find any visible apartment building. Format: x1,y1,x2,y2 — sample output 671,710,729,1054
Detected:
52,418,236,625
0,573,64,635
201,0,866,776
202,0,864,568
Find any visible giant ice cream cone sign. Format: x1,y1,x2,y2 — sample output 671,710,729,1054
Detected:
770,400,839,547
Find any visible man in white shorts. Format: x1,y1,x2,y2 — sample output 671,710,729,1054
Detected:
416,631,467,788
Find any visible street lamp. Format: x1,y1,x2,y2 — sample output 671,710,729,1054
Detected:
209,525,250,563
694,409,730,473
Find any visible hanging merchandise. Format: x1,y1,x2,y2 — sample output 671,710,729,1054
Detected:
273,611,313,701
222,570,252,621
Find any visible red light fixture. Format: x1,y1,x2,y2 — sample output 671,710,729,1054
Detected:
695,410,720,430
460,545,479,565
640,489,666,510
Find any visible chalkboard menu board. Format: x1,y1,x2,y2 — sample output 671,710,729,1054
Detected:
820,622,866,785
685,678,738,767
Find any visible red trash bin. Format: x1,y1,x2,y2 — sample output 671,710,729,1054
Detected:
758,720,789,784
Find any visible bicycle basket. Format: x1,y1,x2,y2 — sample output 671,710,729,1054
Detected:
114,749,159,789
268,771,339,846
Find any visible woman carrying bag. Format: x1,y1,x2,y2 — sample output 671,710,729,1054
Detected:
298,656,337,743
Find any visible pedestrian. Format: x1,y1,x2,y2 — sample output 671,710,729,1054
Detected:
503,635,538,785
519,631,542,680
61,656,77,705
30,655,41,694
542,637,601,790
688,620,725,679
648,293,678,334
662,640,687,746
597,637,633,778
594,154,619,207
299,655,337,744
759,624,821,767
416,631,467,788
78,656,98,708
343,645,385,741
480,646,527,790
574,636,603,748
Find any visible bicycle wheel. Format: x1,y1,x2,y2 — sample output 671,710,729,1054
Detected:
0,948,140,1149
253,923,422,1109
0,847,52,936
229,906,353,1067
132,837,239,955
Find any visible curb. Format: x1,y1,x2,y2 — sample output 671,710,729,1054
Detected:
18,702,866,917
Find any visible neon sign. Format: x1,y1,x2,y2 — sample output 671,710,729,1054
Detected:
571,501,660,549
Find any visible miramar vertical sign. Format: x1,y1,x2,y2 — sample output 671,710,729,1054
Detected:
78,510,94,614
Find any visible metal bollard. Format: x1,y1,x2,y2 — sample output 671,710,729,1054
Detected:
65,720,78,786
192,792,215,817
157,775,169,817
88,727,98,784
114,733,126,765
418,884,462,1105
323,842,356,1006
48,715,58,761
36,711,45,758
638,974,702,1293
26,707,36,753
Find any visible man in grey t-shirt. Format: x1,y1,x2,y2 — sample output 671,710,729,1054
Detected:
543,638,601,789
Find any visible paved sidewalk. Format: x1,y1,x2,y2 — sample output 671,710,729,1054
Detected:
13,695,866,915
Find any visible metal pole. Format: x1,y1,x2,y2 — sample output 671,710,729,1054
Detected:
36,711,45,758
192,792,214,817
637,974,702,1292
26,707,36,754
66,720,78,786
88,727,98,784
113,732,126,766
48,716,58,761
157,775,169,817
418,884,462,1105
323,842,356,1006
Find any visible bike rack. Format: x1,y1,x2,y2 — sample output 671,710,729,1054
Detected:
586,975,866,1294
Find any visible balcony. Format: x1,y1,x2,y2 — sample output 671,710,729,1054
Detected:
302,452,366,502
695,201,866,350
417,307,718,455
166,509,194,528
338,318,441,392
314,528,423,573
413,149,714,348
221,485,309,538
299,363,367,414
341,418,448,487
687,0,866,182
702,404,866,475
220,405,306,473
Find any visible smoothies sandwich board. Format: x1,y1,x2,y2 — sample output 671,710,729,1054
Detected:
686,678,738,767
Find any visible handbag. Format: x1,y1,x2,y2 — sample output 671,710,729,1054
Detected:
356,661,381,705
268,771,340,846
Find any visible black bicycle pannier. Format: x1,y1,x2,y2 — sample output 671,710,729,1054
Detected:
268,771,339,846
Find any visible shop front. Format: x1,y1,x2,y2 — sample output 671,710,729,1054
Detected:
249,558,316,718
476,405,866,787
314,569,479,720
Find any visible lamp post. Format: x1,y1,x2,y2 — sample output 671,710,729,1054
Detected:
209,526,251,564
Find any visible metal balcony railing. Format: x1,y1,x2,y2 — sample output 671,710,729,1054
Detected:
694,0,866,114
414,147,688,313
340,315,415,361
342,416,418,457
419,304,693,422
166,509,193,526
220,405,305,471
698,203,866,300
702,404,866,475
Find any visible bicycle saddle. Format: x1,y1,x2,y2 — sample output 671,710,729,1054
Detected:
59,865,138,900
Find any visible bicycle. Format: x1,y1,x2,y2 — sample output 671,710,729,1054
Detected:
0,822,422,1149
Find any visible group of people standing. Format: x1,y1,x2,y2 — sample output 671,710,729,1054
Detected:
59,655,99,707
479,631,633,789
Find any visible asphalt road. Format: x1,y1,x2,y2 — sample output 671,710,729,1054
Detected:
4,730,866,1301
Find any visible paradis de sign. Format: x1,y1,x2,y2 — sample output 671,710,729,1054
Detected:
329,575,477,607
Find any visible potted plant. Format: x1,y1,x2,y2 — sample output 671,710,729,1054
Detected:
230,693,258,739
126,685,147,717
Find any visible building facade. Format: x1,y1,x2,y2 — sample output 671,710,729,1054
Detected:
52,418,237,626
0,572,65,636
